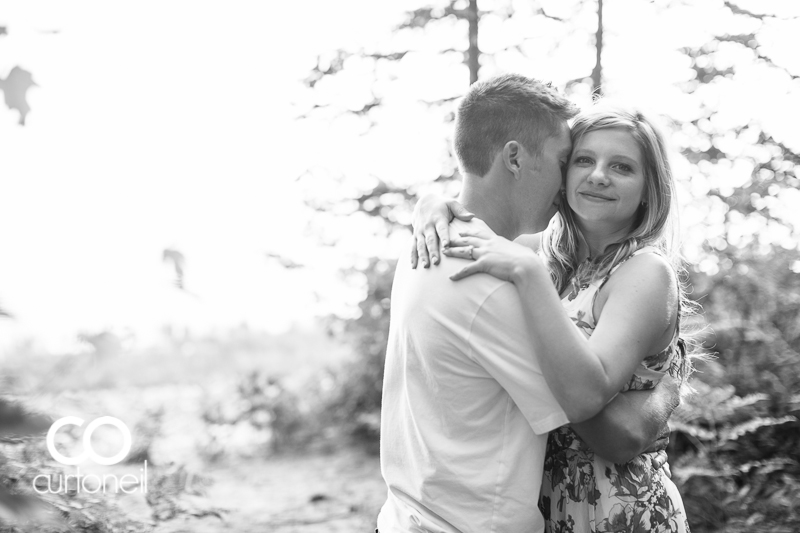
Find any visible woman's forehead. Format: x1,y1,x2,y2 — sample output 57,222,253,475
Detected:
572,128,641,157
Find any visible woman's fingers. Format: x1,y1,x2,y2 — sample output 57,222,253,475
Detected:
411,236,420,268
435,218,451,251
442,245,477,261
650,450,669,472
447,236,484,249
458,229,492,239
424,223,441,265
447,200,475,222
416,231,431,268
450,261,484,281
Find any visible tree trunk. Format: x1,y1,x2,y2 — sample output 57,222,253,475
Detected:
467,0,480,85
590,0,603,96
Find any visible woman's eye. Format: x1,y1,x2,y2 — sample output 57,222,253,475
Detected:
574,156,592,165
613,163,633,173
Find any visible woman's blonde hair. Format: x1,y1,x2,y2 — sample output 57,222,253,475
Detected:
541,103,700,383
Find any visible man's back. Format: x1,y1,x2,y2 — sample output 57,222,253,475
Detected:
377,219,568,533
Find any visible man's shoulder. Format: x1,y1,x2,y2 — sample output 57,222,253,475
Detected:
393,239,510,302
391,246,523,340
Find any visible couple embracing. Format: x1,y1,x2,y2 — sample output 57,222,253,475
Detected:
376,74,694,533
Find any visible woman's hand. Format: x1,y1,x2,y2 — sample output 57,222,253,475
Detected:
444,228,543,283
411,195,474,269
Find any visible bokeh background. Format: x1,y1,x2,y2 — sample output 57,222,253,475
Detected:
0,0,799,531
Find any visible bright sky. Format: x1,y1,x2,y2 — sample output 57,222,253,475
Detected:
0,0,797,353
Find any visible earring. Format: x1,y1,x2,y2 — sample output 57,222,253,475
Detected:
641,200,648,206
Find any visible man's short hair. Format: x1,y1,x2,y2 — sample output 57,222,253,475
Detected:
454,74,579,177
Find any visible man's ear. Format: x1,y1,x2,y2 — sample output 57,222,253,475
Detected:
502,141,522,180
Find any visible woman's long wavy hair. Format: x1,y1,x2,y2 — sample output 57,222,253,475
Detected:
541,104,701,383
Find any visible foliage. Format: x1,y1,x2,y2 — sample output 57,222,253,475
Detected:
0,28,37,125
200,371,316,459
668,247,800,531
145,464,224,523
297,0,609,241
667,6,800,526
0,399,53,527
674,2,800,270
0,423,148,532
317,258,396,454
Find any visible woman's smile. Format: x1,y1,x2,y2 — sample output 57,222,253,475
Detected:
578,191,615,202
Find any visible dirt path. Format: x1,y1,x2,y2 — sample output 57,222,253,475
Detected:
117,449,385,533
21,386,386,532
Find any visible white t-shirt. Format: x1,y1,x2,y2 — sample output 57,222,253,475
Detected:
377,219,569,533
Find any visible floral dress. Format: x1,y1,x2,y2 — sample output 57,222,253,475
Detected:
539,247,691,533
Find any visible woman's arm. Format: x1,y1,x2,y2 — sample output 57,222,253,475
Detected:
410,195,473,268
445,230,678,423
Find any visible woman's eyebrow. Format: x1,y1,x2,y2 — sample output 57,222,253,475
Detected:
571,148,640,167
613,154,641,167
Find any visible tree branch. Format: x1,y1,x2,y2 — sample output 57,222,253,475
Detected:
538,8,565,22
724,1,799,21
716,34,799,80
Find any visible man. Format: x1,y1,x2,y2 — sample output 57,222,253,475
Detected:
376,74,676,533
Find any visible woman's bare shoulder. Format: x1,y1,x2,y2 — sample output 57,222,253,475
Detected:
613,251,676,288
595,251,678,321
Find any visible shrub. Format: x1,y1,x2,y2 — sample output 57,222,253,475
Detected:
670,248,800,532
317,257,394,454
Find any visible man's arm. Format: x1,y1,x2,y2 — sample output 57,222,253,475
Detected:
570,375,680,464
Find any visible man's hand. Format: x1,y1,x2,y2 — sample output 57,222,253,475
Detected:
411,196,473,268
571,375,681,465
642,417,673,475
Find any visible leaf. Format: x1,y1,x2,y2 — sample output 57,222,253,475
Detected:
0,66,37,125
720,416,797,443
671,464,736,483
0,398,51,437
265,251,304,269
0,486,51,524
725,393,769,410
163,248,186,290
669,420,716,441
738,457,799,475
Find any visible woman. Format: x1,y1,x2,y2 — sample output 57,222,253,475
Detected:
412,105,693,532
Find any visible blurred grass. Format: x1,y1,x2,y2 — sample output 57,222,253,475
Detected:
0,325,350,395
0,321,385,532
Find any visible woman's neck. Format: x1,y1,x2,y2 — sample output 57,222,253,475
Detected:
577,220,635,261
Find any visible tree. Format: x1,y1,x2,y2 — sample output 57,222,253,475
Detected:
665,2,800,529
590,0,603,95
0,28,37,125
297,0,607,240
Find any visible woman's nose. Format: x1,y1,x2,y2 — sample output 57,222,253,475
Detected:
588,166,609,186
